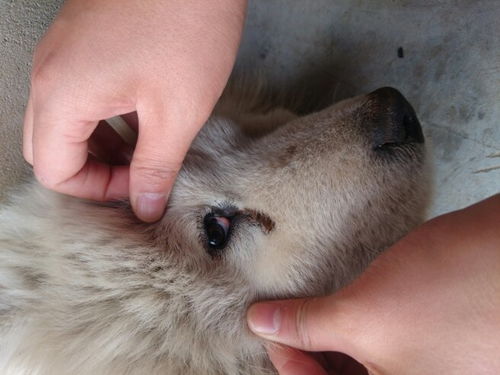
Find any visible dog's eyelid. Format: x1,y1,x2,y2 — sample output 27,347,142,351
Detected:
209,204,239,218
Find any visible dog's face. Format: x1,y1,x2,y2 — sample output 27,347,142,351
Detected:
152,87,428,322
0,87,430,374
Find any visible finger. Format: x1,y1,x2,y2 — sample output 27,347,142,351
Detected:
130,103,201,222
267,344,329,375
248,297,376,374
247,296,350,352
23,93,34,164
32,109,129,201
63,159,130,201
38,154,129,201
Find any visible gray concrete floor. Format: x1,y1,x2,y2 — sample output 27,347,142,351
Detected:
1,0,499,217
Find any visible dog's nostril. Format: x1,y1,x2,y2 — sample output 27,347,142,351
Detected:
402,112,424,144
368,87,424,149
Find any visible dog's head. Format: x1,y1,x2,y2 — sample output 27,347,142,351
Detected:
0,87,429,374
145,87,429,353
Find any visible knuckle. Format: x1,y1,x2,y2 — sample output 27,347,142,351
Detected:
33,167,58,190
132,160,180,183
31,61,58,88
22,147,33,165
32,161,70,192
294,298,315,349
31,49,68,91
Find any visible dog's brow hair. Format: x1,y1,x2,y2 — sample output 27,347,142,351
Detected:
242,209,275,233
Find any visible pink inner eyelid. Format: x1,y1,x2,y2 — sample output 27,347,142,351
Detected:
214,216,231,231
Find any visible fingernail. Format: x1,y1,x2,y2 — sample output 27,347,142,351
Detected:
136,193,166,222
247,303,281,335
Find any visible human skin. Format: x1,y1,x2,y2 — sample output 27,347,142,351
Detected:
23,0,247,222
247,195,500,375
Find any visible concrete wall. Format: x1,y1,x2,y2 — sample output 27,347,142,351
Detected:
0,0,63,197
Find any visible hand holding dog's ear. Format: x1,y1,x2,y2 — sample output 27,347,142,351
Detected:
248,195,500,375
23,0,247,222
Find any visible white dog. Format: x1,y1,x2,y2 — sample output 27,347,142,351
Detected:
0,86,429,374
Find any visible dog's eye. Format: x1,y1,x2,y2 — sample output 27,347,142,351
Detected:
204,214,231,251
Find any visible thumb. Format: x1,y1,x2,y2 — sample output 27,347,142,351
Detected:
130,104,201,222
247,295,356,353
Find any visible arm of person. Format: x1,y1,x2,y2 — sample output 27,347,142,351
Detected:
248,194,500,375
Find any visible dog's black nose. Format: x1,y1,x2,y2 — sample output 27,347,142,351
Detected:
368,87,424,149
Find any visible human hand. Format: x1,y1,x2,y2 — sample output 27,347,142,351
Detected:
247,195,500,375
23,0,247,222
